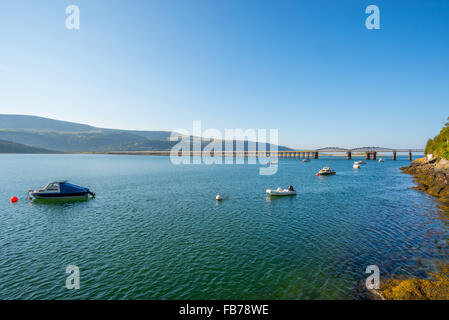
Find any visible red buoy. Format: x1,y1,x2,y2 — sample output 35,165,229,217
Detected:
11,196,18,203
316,173,319,176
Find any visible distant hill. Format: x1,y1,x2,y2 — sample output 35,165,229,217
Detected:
0,114,173,138
0,114,292,152
0,114,97,132
110,139,291,152
0,114,174,152
0,139,59,154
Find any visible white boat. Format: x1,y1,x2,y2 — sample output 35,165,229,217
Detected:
266,186,296,196
353,163,361,169
318,167,336,176
378,158,384,162
216,194,223,201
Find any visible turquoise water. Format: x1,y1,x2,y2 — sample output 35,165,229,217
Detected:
1,154,448,299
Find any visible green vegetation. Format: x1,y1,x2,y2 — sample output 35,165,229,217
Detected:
425,117,449,160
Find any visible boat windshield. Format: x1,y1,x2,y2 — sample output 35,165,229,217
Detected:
44,183,59,191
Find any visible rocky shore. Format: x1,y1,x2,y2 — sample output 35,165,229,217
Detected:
401,155,449,205
368,156,449,300
372,264,449,300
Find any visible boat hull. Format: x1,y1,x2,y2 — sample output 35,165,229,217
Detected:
30,192,90,202
319,172,336,176
266,190,297,196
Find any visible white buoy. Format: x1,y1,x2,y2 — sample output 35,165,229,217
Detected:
216,194,223,201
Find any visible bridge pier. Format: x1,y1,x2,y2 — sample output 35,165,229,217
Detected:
346,151,351,160
409,152,412,161
365,152,371,160
372,152,377,160
393,151,397,160
313,152,319,159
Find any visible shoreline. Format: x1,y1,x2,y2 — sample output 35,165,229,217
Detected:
1,151,424,158
401,156,449,205
368,156,449,300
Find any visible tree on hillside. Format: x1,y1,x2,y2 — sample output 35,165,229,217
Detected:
425,117,449,159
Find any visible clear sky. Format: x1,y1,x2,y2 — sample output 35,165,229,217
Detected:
0,0,448,149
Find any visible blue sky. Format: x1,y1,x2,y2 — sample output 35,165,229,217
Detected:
0,0,448,149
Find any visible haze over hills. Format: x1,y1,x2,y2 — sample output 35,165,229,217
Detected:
0,114,98,132
0,114,174,152
0,139,59,154
0,114,291,153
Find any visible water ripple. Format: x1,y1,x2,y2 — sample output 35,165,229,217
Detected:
0,155,447,299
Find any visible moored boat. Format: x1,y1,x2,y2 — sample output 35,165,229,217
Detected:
355,160,366,165
302,159,310,163
28,181,95,201
378,158,384,162
266,186,296,196
353,163,361,169
318,167,336,176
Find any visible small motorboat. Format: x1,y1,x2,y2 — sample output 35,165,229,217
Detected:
28,181,95,201
216,194,223,201
354,161,366,165
302,159,310,163
353,163,361,169
378,158,384,162
318,167,336,176
266,186,296,196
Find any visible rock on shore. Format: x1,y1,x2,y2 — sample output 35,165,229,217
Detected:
401,155,449,204
374,264,449,300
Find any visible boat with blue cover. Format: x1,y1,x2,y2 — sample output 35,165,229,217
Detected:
28,181,95,201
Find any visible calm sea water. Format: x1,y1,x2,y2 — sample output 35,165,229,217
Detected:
1,154,448,300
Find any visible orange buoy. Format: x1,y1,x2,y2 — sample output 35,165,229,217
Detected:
11,196,18,203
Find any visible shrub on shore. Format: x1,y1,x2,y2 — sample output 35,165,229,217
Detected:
425,117,449,160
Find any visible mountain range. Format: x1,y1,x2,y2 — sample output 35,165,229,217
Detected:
0,114,291,153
